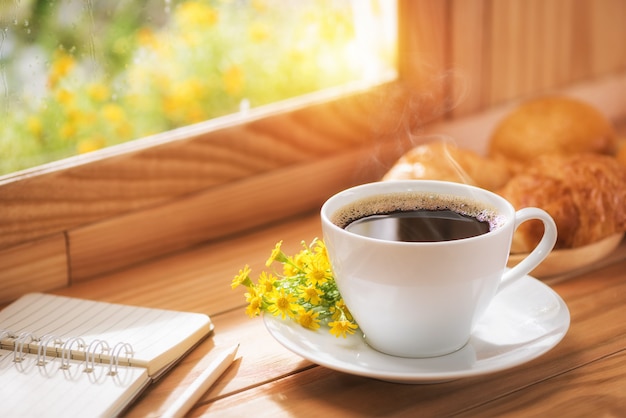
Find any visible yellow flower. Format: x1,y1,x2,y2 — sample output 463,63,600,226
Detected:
265,240,286,267
249,22,271,43
77,136,106,154
257,271,277,294
232,238,359,336
304,257,332,286
137,28,158,48
26,117,43,138
222,65,244,96
102,103,126,125
55,88,74,106
283,257,299,276
175,1,218,28
251,0,268,13
87,83,109,102
59,122,77,141
298,284,323,305
267,288,298,319
244,288,262,318
231,265,252,289
48,51,75,87
162,78,208,123
331,299,354,322
313,238,328,258
296,307,321,331
328,319,358,338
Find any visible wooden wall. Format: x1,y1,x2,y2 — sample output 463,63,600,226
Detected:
399,0,626,117
2,0,626,303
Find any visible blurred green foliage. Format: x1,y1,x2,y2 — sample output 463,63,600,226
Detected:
0,0,393,175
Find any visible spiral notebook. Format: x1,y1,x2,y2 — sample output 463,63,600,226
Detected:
0,293,213,417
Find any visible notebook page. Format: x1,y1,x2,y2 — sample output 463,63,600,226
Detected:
0,348,150,417
0,293,214,376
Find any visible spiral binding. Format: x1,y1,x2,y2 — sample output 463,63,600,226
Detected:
36,334,63,366
108,342,134,376
13,332,35,363
84,339,110,373
1,329,134,375
60,337,87,370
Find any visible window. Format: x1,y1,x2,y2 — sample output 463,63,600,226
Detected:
0,0,396,175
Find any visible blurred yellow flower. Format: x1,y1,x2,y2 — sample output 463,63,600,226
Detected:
102,103,126,125
162,78,209,124
137,28,158,48
48,51,75,87
266,240,285,267
249,22,271,43
77,136,107,154
244,288,262,318
175,1,218,28
55,89,74,106
87,83,110,102
231,264,252,289
59,122,77,141
26,117,43,138
258,271,277,294
223,65,245,96
251,0,268,13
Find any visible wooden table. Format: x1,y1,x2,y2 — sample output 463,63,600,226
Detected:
47,210,625,417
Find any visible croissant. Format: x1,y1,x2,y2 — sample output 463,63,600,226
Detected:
488,96,618,163
382,141,513,191
497,153,626,252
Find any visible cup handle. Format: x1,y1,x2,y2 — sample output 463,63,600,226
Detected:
500,207,558,290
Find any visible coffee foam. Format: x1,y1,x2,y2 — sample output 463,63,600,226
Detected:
331,192,504,231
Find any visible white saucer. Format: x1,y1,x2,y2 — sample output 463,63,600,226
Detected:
264,274,570,384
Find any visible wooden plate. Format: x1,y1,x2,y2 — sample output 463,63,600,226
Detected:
507,233,625,279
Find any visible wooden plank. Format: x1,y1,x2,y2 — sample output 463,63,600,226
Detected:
589,0,626,77
488,0,524,104
66,137,415,282
457,352,626,416
46,73,626,282
52,212,322,313
556,0,577,85
569,1,593,81
532,0,560,91
450,0,488,117
397,0,451,118
0,234,68,304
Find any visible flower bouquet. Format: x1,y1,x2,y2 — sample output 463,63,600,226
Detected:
231,238,358,338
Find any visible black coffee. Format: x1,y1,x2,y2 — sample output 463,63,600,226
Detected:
332,191,501,243
345,209,490,242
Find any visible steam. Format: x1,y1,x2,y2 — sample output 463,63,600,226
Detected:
358,65,472,182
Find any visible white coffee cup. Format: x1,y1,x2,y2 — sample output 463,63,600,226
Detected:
320,180,557,358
